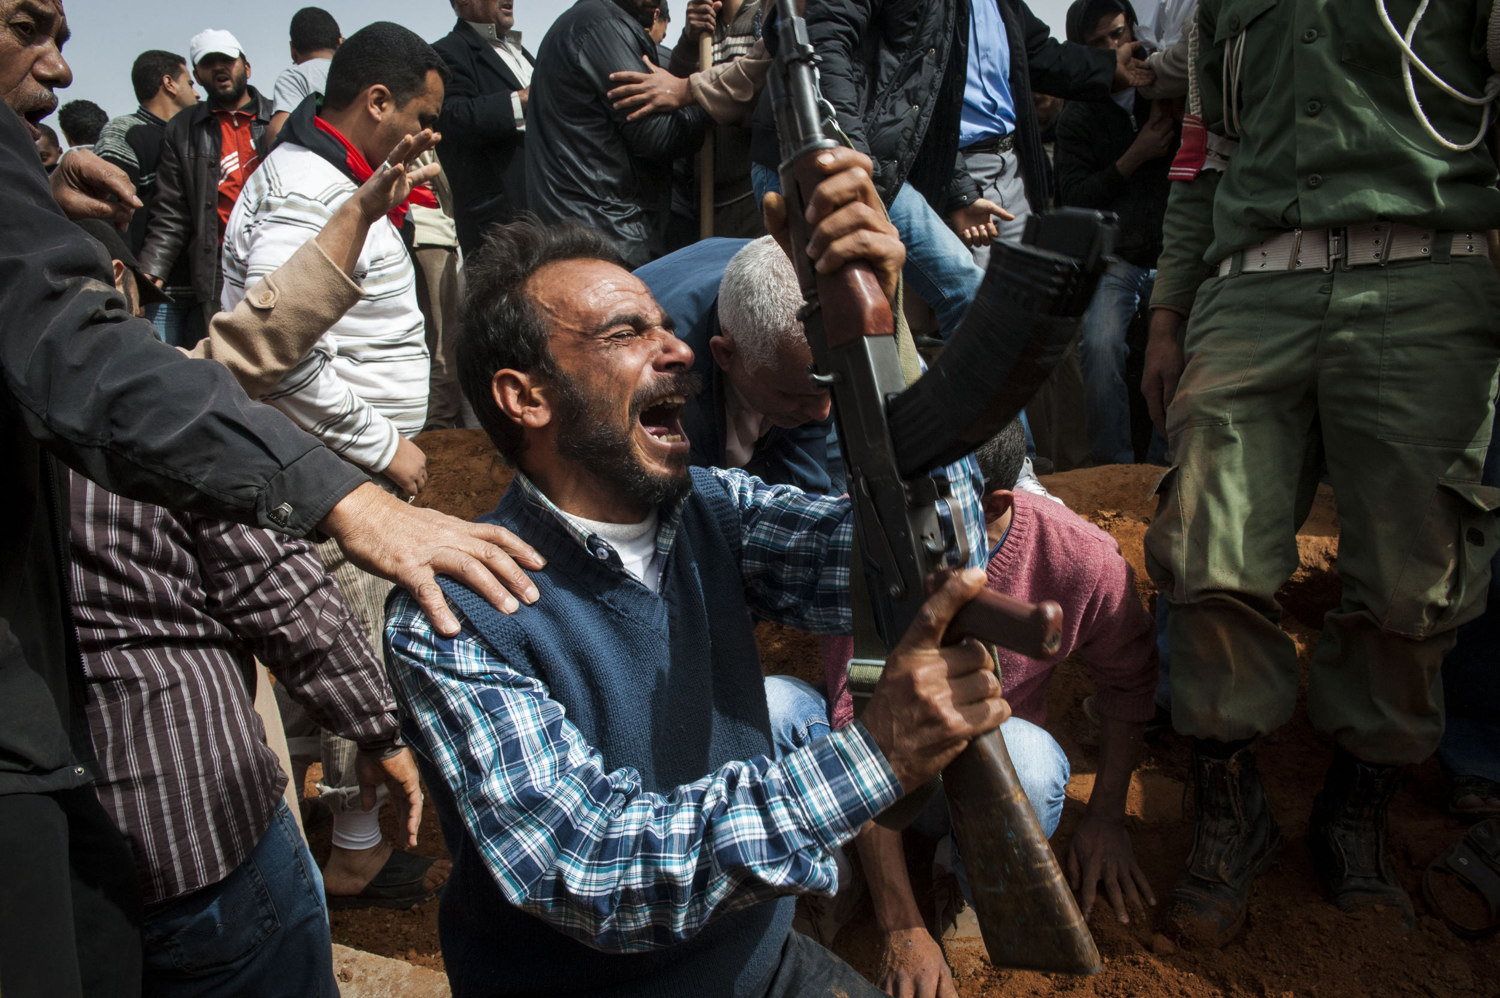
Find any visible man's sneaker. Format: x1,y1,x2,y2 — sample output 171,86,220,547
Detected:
1015,457,1065,506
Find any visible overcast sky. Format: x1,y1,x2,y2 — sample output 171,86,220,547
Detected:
61,0,1075,142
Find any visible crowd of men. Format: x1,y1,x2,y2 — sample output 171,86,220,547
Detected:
5,0,1500,995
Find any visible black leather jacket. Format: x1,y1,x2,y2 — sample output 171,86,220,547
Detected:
525,0,708,268
0,105,362,795
137,87,274,309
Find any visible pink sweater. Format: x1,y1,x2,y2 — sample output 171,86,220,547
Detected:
824,491,1159,730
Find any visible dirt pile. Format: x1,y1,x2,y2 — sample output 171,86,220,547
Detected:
323,433,1498,995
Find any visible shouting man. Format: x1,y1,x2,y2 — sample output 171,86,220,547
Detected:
386,150,1009,997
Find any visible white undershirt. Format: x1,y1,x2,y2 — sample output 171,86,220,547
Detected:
560,509,664,591
465,22,533,130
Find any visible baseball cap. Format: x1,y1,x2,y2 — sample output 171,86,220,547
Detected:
76,219,174,306
189,29,245,68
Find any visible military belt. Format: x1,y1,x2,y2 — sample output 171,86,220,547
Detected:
1217,223,1488,276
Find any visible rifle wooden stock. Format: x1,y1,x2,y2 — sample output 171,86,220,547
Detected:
945,730,1102,975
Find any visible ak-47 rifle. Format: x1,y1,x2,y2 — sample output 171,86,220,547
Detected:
766,13,1116,976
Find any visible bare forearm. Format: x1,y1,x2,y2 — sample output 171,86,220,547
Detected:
1087,715,1145,819
857,822,925,931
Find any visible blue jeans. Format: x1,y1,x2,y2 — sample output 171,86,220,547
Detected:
764,675,831,758
751,165,982,341
761,676,1069,831
148,300,207,349
1077,260,1155,465
140,802,337,997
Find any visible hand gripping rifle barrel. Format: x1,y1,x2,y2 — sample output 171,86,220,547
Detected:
768,12,1111,977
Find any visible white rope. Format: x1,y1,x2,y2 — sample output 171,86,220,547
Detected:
1186,18,1200,117
1376,0,1500,152
1221,31,1245,139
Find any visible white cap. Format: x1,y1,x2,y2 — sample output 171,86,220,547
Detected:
189,29,245,67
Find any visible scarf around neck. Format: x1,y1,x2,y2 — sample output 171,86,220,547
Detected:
278,94,437,228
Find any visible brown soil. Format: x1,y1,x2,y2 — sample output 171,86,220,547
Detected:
325,433,1499,994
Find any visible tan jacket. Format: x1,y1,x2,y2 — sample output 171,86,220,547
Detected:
689,38,771,126
182,239,360,398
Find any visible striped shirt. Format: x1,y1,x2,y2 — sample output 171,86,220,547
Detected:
68,472,399,906
385,460,983,949
221,141,429,474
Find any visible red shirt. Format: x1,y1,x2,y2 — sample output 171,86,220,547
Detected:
213,106,260,239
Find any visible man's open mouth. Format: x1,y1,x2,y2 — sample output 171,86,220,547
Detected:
637,394,687,445
22,97,56,140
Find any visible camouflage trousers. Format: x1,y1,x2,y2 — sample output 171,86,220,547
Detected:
1145,256,1500,764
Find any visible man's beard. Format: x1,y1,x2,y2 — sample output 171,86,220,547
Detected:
550,367,702,511
210,69,249,109
610,0,659,31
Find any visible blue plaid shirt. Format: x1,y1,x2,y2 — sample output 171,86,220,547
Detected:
385,461,984,952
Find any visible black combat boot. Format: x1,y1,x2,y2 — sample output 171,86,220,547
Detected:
1307,749,1413,927
1166,739,1283,947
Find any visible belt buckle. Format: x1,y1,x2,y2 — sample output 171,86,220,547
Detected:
1287,229,1303,270
1323,228,1346,272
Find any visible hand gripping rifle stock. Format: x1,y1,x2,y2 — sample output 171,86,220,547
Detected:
767,13,1112,977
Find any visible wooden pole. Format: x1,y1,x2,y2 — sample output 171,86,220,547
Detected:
697,32,715,240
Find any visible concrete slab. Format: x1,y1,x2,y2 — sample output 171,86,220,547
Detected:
332,943,450,998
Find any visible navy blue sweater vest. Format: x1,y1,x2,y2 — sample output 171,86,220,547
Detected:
427,468,793,997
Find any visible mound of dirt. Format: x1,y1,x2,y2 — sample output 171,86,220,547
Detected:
324,432,1498,994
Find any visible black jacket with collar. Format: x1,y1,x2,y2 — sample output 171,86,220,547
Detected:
432,20,534,258
785,0,1115,216
137,86,274,310
0,105,362,796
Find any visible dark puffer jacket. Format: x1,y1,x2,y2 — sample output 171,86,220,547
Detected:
805,0,979,215
792,0,1116,216
137,87,274,310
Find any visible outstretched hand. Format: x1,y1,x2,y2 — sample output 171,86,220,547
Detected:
948,197,1013,248
761,146,906,301
50,149,140,229
1114,44,1156,91
318,482,545,637
608,56,695,121
357,129,443,224
876,927,958,998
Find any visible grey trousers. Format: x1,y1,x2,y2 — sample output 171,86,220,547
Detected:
961,143,1090,469
959,145,1032,267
